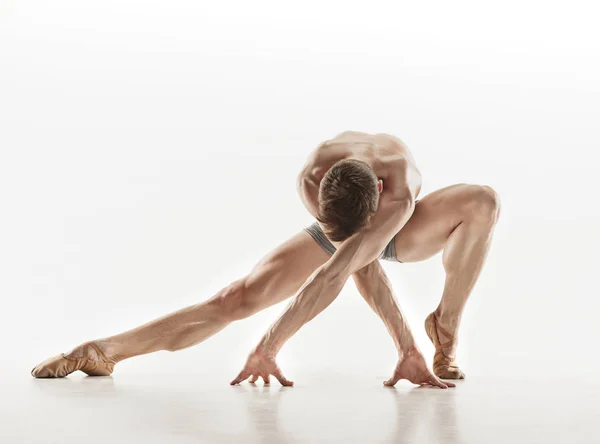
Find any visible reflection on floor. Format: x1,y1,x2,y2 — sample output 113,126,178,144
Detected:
6,372,597,443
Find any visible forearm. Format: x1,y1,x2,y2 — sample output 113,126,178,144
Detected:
258,265,346,357
352,261,416,356
327,197,415,279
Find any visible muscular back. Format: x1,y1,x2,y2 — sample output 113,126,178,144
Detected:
298,131,422,219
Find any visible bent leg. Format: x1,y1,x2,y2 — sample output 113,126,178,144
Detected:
31,230,330,377
393,184,500,378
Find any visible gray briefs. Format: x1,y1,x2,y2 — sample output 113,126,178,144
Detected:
303,222,401,262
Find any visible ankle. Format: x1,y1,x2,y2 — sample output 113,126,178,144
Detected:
433,309,459,335
93,338,126,363
434,308,460,330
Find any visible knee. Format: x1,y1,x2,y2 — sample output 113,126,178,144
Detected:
210,278,260,322
467,185,501,224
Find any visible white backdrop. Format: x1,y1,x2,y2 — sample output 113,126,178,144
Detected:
1,0,599,382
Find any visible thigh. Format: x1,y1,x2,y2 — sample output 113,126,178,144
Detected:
243,230,331,310
393,184,474,263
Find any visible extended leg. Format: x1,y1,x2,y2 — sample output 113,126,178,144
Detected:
31,230,330,377
393,184,501,378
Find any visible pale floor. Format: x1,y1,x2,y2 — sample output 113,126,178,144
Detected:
3,371,597,444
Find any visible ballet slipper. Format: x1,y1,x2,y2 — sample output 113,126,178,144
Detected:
31,342,115,378
425,312,465,380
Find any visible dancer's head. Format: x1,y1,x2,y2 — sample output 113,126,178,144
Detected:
317,159,382,242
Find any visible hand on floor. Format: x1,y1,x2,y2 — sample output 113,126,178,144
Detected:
230,347,294,387
384,349,455,389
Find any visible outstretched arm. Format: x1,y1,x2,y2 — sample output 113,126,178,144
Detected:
352,260,416,355
352,261,453,388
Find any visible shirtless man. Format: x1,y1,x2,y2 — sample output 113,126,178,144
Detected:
31,131,500,389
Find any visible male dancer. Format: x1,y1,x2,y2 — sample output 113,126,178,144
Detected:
31,131,500,389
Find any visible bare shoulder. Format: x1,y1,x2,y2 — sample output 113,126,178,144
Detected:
298,137,346,181
300,134,356,179
371,133,411,157
300,131,418,187
373,136,421,199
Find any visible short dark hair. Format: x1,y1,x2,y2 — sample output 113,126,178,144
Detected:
317,159,379,242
